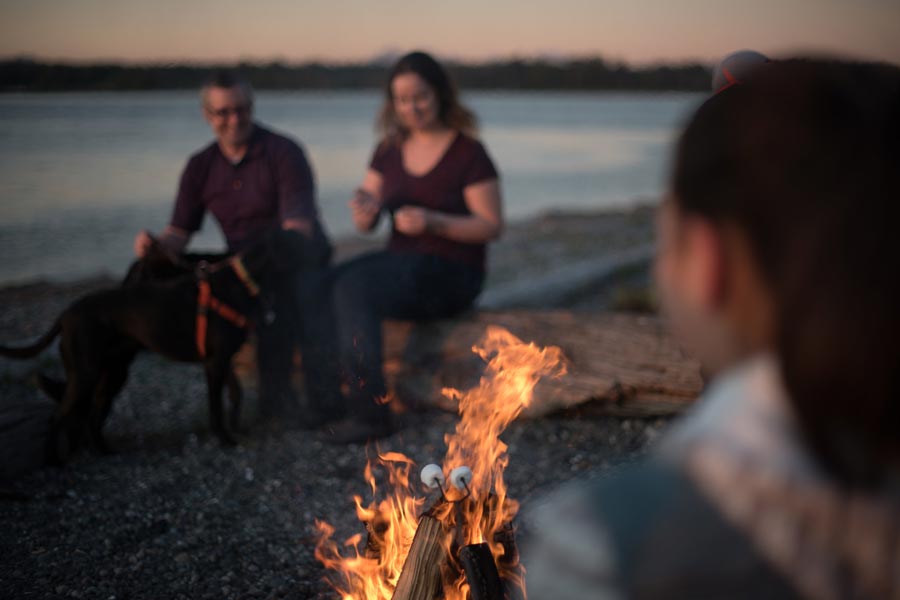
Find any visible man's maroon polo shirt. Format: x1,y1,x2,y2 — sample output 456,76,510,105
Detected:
170,125,318,252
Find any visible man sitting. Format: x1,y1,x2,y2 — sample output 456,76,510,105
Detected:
134,71,339,424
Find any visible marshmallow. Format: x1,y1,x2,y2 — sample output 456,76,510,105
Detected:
450,466,473,490
420,464,445,489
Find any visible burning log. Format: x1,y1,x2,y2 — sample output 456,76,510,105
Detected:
493,523,525,600
354,491,520,600
459,543,504,600
391,514,446,600
386,505,524,600
315,327,569,600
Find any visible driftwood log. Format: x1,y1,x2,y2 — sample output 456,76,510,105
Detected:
234,310,703,418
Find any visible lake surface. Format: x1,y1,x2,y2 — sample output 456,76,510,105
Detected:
0,91,701,285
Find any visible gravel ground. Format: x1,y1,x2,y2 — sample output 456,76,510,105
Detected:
0,208,671,599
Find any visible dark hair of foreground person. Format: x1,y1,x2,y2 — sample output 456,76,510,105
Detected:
673,58,900,486
524,57,900,600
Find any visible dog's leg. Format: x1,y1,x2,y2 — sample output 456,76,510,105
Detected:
49,371,96,464
205,358,238,447
225,368,243,434
46,345,76,465
49,327,103,463
90,358,132,455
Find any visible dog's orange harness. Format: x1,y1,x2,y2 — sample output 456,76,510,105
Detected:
195,257,260,359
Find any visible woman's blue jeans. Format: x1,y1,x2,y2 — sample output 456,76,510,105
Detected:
332,251,484,424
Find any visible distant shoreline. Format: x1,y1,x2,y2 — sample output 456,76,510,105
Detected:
0,58,711,93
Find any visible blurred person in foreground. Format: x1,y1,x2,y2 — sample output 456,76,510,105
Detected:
524,58,900,599
133,71,340,425
327,51,503,443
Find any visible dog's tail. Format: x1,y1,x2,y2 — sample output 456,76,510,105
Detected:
0,320,62,359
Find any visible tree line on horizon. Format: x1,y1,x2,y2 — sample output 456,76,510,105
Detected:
0,57,711,92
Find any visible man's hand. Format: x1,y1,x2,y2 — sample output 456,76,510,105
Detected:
134,226,189,257
393,206,431,237
133,230,155,258
282,218,313,237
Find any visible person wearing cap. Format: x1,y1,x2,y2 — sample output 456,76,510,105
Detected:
133,71,340,425
711,49,769,93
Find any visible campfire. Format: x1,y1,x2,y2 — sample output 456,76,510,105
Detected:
315,326,567,600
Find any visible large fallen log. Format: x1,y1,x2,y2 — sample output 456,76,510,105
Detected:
234,310,703,418
383,310,702,418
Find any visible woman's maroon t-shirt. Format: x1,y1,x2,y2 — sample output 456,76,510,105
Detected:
369,133,499,271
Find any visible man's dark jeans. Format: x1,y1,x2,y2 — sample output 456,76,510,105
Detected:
332,251,484,424
255,232,341,420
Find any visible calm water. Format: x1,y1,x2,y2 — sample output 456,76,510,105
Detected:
0,91,701,285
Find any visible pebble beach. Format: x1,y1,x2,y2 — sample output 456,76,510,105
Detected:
0,206,674,600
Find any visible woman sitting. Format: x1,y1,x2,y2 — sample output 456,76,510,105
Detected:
329,51,503,443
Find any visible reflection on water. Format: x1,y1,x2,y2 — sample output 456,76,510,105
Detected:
0,90,700,284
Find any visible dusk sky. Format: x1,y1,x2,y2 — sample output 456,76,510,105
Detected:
1,0,899,65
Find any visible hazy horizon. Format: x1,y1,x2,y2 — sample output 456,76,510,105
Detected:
0,51,713,68
2,0,898,66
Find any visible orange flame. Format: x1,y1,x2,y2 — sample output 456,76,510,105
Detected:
315,326,566,599
315,450,424,600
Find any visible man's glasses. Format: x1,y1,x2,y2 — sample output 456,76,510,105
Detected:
205,103,252,119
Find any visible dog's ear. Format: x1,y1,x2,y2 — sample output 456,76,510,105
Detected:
238,228,306,281
144,234,162,254
142,238,172,264
123,240,163,286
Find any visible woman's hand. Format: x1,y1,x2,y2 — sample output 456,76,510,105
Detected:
349,188,382,232
392,179,503,242
393,206,431,236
